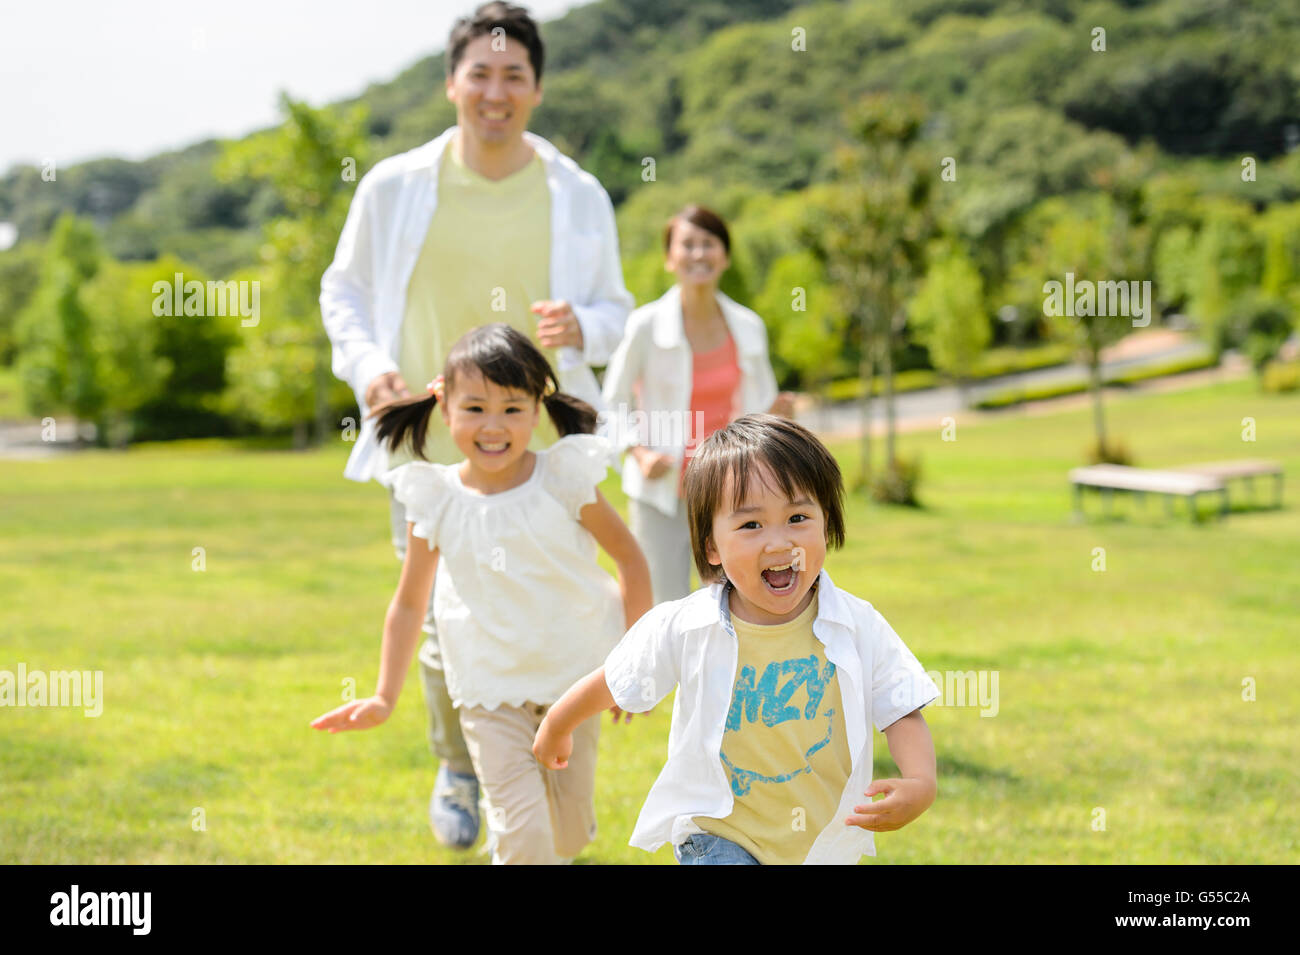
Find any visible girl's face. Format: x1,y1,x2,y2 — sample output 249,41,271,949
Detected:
440,368,540,475
705,463,826,626
664,218,729,290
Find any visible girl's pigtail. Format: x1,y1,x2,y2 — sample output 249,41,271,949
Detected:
542,383,597,437
374,392,439,459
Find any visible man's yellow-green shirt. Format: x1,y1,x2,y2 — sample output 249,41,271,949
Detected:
389,142,559,468
694,591,854,864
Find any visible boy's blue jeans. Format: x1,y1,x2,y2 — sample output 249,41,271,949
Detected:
673,833,762,865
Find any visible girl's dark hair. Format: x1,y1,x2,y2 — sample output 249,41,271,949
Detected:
683,414,845,584
375,323,596,460
663,204,731,255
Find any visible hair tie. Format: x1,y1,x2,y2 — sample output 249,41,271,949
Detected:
543,378,557,398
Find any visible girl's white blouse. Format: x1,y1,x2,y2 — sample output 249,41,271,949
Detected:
389,433,625,710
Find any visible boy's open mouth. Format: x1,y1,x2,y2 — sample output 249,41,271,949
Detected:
761,563,797,594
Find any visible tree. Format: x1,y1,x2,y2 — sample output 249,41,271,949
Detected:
807,93,938,496
216,94,369,446
1010,194,1147,460
752,249,845,393
909,241,989,406
0,240,44,365
1185,199,1262,353
16,215,105,432
15,215,172,445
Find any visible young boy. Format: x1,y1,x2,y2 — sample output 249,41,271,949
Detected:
533,413,940,864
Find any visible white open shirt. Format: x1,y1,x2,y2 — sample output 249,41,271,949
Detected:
319,126,634,485
604,568,940,865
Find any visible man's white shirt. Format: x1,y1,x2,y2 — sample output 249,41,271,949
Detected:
320,126,634,484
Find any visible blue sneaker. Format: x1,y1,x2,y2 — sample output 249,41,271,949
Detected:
430,766,480,849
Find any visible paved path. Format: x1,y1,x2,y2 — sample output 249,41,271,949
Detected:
792,340,1224,441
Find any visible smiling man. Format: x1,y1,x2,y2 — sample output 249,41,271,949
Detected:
320,2,633,851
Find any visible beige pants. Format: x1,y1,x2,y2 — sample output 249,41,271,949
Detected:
458,702,602,865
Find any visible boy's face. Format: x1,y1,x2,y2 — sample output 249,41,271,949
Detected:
705,463,826,626
441,368,539,475
445,34,542,148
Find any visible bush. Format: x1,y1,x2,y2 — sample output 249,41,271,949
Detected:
1085,438,1133,466
1262,360,1300,394
871,453,922,506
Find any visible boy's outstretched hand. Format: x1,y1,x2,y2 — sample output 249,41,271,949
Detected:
532,721,573,770
311,696,393,733
845,776,936,832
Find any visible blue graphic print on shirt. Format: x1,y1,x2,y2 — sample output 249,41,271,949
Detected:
720,655,837,797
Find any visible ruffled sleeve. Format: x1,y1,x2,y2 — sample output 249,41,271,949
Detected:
388,461,453,550
540,433,615,520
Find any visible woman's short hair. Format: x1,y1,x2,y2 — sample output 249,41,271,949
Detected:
663,204,731,256
683,414,845,584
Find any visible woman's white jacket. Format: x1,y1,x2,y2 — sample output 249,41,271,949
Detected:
599,284,778,517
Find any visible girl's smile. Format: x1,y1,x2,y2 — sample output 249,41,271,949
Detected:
441,369,541,494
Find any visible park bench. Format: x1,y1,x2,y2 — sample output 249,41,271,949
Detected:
1170,459,1284,510
1069,464,1227,520
1069,460,1284,521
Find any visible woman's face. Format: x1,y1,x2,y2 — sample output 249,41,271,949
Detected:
665,218,729,290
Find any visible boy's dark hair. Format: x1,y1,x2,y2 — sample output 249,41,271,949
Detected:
683,413,845,584
375,323,595,458
447,2,545,84
663,204,731,256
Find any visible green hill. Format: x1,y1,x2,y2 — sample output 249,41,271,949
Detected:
2,0,1296,277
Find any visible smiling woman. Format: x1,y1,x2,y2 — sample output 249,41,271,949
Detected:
600,205,796,605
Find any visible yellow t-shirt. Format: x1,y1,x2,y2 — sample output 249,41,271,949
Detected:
389,142,558,468
694,590,854,864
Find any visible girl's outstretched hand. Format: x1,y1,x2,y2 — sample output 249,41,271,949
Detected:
310,696,393,733
608,704,633,724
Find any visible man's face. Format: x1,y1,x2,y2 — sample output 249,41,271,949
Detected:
441,368,540,475
446,33,542,147
705,463,826,626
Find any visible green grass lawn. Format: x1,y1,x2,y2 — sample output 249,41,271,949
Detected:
2,376,1297,863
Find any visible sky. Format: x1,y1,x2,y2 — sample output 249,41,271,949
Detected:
0,0,589,177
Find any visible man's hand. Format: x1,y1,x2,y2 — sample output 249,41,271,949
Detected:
531,300,584,350
844,776,936,832
630,445,673,480
365,371,411,415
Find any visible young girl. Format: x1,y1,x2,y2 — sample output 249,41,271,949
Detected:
534,413,940,865
312,323,653,865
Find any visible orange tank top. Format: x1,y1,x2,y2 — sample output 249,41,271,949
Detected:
680,334,741,494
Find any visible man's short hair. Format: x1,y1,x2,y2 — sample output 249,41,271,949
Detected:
447,2,545,84
683,414,846,584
